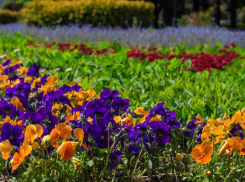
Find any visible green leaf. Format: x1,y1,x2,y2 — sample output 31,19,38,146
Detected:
148,160,152,170
182,106,187,120
87,160,93,167
97,41,111,51
202,71,210,79
113,40,122,52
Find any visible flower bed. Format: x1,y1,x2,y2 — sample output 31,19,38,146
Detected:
1,24,245,48
26,41,244,72
1,58,245,181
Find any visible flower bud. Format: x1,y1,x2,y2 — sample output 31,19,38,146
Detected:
175,153,182,161
206,169,211,176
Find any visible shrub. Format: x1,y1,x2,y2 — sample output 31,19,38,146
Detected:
1,0,32,11
0,9,19,23
21,0,154,27
178,10,212,26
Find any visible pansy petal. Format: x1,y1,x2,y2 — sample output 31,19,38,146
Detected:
35,124,43,138
74,128,84,143
191,148,202,159
203,145,213,156
197,155,212,164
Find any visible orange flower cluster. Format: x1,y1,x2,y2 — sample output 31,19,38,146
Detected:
191,110,245,164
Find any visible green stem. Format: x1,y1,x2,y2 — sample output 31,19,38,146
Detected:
91,150,98,182
131,147,144,182
224,169,234,182
135,169,147,181
187,129,197,151
170,153,175,182
163,154,170,181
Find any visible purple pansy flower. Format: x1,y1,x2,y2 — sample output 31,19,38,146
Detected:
149,121,170,145
128,144,139,155
183,119,199,138
164,111,181,129
89,124,112,149
109,150,122,168
27,63,39,77
100,88,120,100
0,123,23,147
111,97,130,115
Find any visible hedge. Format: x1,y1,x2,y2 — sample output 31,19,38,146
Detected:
21,0,155,27
0,9,19,23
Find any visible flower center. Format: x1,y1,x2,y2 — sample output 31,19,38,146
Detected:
10,136,14,140
101,136,105,140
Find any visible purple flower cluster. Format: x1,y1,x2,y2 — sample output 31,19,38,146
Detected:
0,59,187,169
1,23,245,48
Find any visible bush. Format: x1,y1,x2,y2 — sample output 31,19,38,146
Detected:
1,0,32,11
21,0,154,27
178,10,212,26
0,9,19,23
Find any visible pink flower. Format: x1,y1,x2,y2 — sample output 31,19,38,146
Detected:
14,49,20,53
55,68,60,71
66,68,72,72
0,54,7,59
39,69,45,73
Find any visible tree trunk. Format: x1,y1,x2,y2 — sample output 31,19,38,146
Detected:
193,0,200,12
216,0,221,26
153,4,162,28
173,0,178,27
230,0,237,29
163,0,173,26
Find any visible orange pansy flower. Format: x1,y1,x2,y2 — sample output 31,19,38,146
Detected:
23,124,43,145
56,141,78,161
50,123,72,147
201,127,225,144
18,67,28,76
191,140,213,164
47,75,58,85
227,137,245,155
69,81,76,86
0,65,5,74
11,145,32,170
11,79,20,87
134,107,149,123
24,76,32,83
149,114,161,123
114,116,121,124
74,128,84,143
134,107,149,116
0,80,10,90
65,111,80,124
121,113,135,127
31,78,41,88
218,139,234,156
74,128,88,150
11,97,25,111
196,113,205,122
0,140,12,160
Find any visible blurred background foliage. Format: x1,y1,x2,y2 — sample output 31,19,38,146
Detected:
0,0,244,28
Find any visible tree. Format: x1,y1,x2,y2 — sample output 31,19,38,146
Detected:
163,0,174,26
147,0,164,28
216,0,221,26
230,0,238,28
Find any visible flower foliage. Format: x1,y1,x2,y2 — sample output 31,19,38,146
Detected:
26,41,244,72
1,56,245,181
0,58,185,181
